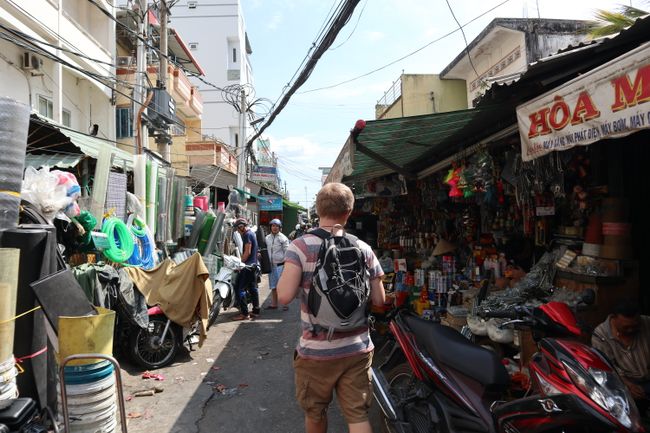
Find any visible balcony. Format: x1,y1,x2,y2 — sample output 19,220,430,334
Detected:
185,140,237,172
189,86,203,119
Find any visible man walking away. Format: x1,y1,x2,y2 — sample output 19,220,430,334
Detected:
277,182,386,433
233,218,260,321
265,218,289,310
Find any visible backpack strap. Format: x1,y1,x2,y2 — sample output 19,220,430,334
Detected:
310,228,332,240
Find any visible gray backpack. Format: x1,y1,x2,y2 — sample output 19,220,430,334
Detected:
308,228,370,340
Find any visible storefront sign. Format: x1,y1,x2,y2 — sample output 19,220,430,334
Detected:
251,166,277,182
517,42,650,161
258,194,283,211
326,137,355,183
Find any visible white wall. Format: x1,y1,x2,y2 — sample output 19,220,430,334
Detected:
170,0,254,148
0,0,115,139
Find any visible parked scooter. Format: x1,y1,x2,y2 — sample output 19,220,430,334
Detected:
372,290,644,433
207,254,259,329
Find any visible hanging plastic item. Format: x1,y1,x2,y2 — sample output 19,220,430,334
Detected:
445,166,463,198
126,217,155,269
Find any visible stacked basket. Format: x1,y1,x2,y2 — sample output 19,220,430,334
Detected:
0,357,18,406
58,361,117,433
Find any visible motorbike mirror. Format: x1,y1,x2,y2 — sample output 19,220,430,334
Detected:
580,288,596,306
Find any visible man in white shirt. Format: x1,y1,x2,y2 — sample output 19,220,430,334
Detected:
264,218,289,310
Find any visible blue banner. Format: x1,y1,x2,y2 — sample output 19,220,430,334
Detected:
259,194,283,211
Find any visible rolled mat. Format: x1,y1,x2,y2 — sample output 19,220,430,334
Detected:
0,97,30,230
187,209,205,249
197,213,216,255
202,212,225,257
0,248,20,363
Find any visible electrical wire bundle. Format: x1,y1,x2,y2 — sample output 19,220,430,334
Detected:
101,217,135,263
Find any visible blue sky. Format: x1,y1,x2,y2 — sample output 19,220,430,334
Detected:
242,0,634,210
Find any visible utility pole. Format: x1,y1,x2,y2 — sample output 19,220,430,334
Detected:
158,0,171,162
236,88,247,191
134,0,149,152
305,186,310,220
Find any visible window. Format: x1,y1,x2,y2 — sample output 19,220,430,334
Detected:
116,107,133,138
189,42,198,50
62,109,71,127
232,48,237,63
38,96,53,119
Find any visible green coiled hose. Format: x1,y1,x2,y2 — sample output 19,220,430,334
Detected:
102,217,135,263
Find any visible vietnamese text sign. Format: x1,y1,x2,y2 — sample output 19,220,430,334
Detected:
258,194,283,211
251,166,277,182
517,42,650,161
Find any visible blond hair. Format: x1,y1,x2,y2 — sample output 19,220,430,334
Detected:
316,183,354,218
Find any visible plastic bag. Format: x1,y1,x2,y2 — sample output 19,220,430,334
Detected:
21,166,74,222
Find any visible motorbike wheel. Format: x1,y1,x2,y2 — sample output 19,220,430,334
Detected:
207,293,224,330
380,363,413,433
129,316,181,370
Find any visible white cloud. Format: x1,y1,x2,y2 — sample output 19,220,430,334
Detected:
365,31,385,42
267,12,283,30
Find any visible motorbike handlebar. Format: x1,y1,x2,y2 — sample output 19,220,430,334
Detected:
477,306,529,320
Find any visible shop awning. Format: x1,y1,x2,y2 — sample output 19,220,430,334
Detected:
189,165,262,195
24,153,82,169
233,186,266,201
28,116,134,169
282,199,306,211
329,106,506,184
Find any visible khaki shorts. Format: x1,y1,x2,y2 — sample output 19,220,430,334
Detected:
293,351,373,424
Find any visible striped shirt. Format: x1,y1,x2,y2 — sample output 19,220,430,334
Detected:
285,231,384,360
592,315,650,381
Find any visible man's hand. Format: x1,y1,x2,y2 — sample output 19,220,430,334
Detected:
623,377,645,399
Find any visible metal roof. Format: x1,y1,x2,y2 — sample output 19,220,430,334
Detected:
24,153,82,169
339,106,507,184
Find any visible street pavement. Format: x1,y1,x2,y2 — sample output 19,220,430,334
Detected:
118,278,382,433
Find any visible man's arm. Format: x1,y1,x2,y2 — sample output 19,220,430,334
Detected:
277,262,302,305
370,277,385,307
241,242,252,263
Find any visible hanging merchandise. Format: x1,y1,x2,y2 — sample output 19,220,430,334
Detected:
101,218,135,263
21,167,79,222
197,213,216,255
127,217,155,269
72,211,97,247
444,166,463,198
0,97,29,230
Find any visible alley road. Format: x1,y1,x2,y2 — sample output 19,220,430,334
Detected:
118,278,382,433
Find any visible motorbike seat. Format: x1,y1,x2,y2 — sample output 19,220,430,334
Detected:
404,314,509,389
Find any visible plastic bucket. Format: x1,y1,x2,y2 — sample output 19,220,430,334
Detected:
57,307,115,366
0,249,19,363
64,361,114,384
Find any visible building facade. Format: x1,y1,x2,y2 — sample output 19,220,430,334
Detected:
440,18,592,107
169,0,254,150
0,0,116,140
375,74,468,119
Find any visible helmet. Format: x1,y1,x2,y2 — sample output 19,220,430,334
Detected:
234,217,248,228
295,224,301,230
269,218,282,227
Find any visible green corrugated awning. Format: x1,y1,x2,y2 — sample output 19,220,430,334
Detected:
62,128,134,169
329,106,511,185
25,153,82,168
282,199,305,211
234,186,266,201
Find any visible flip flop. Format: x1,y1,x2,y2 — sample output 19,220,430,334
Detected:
232,314,250,321
264,305,278,310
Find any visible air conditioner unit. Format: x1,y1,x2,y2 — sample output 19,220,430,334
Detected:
116,56,134,67
22,52,42,71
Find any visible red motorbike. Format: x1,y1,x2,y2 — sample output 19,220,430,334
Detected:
372,291,644,433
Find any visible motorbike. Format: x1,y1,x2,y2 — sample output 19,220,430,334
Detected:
127,305,186,370
207,254,260,329
372,290,644,433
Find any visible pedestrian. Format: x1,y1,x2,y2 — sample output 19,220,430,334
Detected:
277,182,386,433
232,217,260,321
264,218,289,311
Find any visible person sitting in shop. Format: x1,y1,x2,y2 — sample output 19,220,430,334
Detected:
592,300,650,414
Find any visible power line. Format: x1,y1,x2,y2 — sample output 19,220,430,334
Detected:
329,0,368,50
246,0,362,150
299,0,512,94
444,0,481,81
